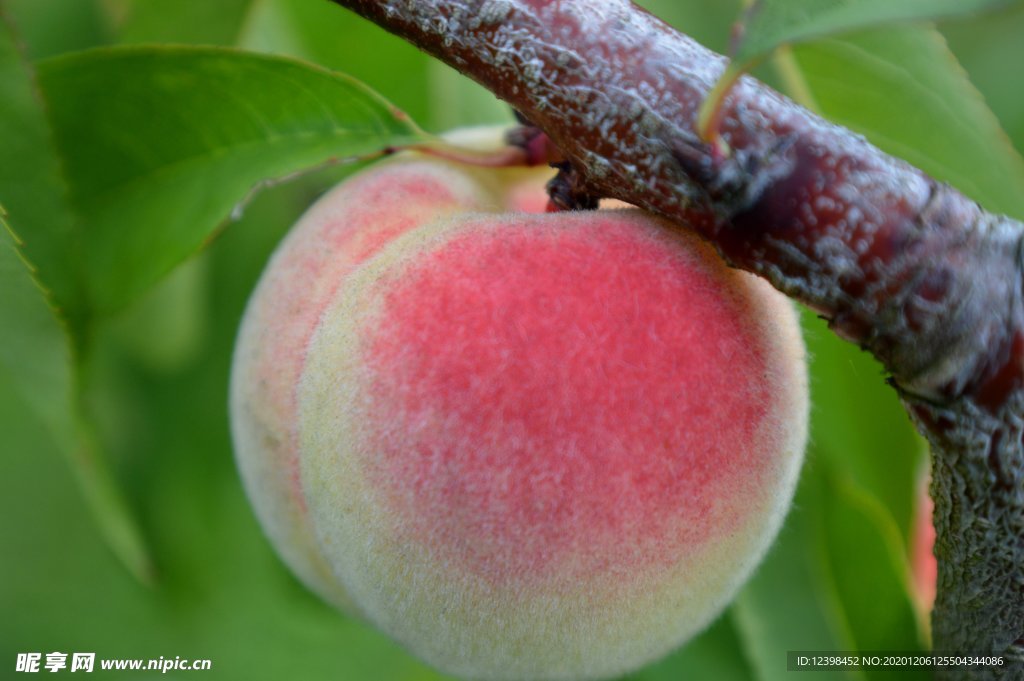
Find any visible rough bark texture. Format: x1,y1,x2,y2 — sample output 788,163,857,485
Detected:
330,0,1024,676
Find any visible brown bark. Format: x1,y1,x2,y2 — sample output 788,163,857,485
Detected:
329,0,1024,676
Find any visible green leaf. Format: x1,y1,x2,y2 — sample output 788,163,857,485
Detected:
110,254,210,373
799,320,927,660
0,6,90,338
635,0,744,56
731,459,925,681
238,0,440,129
427,60,515,130
816,472,926,675
0,13,148,584
240,0,508,133
733,0,1012,68
34,46,426,315
5,0,111,60
730,472,856,681
801,311,924,541
629,614,754,681
942,3,1024,158
0,33,428,582
0,219,75,453
0,215,153,584
779,25,1024,220
107,0,253,46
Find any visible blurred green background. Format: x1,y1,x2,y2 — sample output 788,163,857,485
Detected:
2,0,1023,679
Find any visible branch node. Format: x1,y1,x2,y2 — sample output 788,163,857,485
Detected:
668,132,797,219
546,162,601,212
506,122,563,167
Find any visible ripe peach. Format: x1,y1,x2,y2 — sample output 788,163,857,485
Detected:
229,138,547,609
230,131,809,680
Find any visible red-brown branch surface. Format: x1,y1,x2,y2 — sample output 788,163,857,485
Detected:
330,1,1023,676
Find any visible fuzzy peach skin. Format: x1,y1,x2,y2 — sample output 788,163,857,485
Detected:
295,206,809,678
229,131,552,609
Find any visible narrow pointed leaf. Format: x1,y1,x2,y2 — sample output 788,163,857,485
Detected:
0,11,152,583
0,8,89,336
734,0,1012,67
34,46,427,315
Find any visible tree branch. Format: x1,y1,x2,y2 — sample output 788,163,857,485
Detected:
328,0,1024,676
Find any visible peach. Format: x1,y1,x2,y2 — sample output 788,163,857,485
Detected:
229,137,547,609
230,130,809,680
